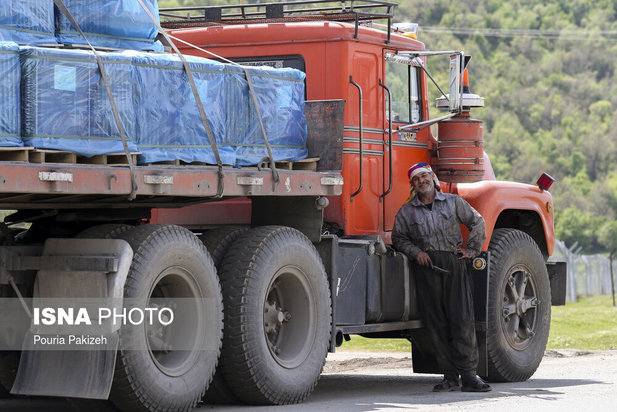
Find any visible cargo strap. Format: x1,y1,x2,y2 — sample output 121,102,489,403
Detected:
53,0,139,201
136,0,225,198
142,4,280,186
244,68,280,184
164,36,282,185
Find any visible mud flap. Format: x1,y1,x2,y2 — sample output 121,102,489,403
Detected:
11,239,133,399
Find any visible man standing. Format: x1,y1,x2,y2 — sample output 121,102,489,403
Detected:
392,162,491,392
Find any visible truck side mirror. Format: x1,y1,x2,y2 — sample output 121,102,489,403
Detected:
448,54,462,112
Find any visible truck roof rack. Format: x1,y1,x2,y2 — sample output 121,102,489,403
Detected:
160,0,397,41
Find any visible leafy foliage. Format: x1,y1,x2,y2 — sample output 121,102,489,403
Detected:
158,0,617,252
399,0,617,252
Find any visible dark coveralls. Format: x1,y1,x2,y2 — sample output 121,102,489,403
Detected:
392,190,486,377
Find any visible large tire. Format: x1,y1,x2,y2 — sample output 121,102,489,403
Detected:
218,226,331,405
199,227,248,405
485,228,551,382
108,224,223,412
0,352,19,398
75,223,133,239
0,286,20,398
199,226,249,268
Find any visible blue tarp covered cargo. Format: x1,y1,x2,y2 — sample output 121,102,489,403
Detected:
225,65,307,166
17,47,307,165
55,0,163,51
131,52,236,165
20,47,138,156
0,0,56,45
0,42,22,147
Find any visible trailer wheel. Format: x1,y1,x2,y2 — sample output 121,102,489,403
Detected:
0,351,19,398
75,223,133,239
218,226,331,405
109,224,223,412
199,227,248,405
200,226,249,267
485,228,551,382
0,285,20,398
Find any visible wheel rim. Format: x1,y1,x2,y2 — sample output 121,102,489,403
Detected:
500,264,540,350
263,265,316,369
146,266,204,377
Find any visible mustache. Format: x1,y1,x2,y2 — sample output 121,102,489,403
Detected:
415,179,434,192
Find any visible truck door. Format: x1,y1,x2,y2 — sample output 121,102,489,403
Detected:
345,49,384,234
382,50,430,231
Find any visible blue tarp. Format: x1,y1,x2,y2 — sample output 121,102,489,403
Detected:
131,52,236,165
20,47,138,157
131,54,308,166
55,0,163,51
0,0,56,45
0,42,22,147
17,47,307,165
225,65,307,166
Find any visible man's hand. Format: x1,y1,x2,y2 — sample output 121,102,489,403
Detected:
416,251,433,267
456,248,474,259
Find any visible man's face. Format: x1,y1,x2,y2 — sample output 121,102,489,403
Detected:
411,171,434,195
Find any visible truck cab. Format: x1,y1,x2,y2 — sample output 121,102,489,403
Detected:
165,3,555,257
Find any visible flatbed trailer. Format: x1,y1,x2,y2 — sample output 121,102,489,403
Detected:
0,153,342,208
0,99,343,210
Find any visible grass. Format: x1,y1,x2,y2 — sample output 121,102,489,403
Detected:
547,294,617,350
338,294,617,352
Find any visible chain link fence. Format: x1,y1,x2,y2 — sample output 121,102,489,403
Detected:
552,240,616,302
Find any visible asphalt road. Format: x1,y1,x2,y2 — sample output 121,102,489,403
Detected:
1,349,616,412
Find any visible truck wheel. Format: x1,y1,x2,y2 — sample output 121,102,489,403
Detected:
0,286,19,398
218,226,331,405
199,227,248,405
109,224,223,412
75,223,133,239
200,226,249,267
485,228,551,382
0,352,19,398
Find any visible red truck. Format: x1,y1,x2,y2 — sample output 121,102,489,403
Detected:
0,1,566,411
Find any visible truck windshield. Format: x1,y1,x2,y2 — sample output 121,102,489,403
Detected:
385,59,421,124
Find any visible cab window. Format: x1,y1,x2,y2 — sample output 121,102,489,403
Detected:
385,59,422,124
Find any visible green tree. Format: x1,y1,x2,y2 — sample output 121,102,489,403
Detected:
598,221,617,306
555,206,604,253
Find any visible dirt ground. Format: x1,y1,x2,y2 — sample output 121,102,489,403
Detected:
1,349,616,411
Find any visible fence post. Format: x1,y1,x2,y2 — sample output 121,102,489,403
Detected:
610,249,615,307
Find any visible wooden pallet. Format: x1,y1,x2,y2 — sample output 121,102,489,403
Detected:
0,146,319,170
0,147,33,162
274,157,319,171
141,159,209,166
27,149,139,166
76,152,140,166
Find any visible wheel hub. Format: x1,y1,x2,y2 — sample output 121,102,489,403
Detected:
501,266,539,350
263,266,315,369
146,267,203,377
264,300,291,334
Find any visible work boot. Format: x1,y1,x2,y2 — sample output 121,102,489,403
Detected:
461,371,491,392
432,371,460,392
